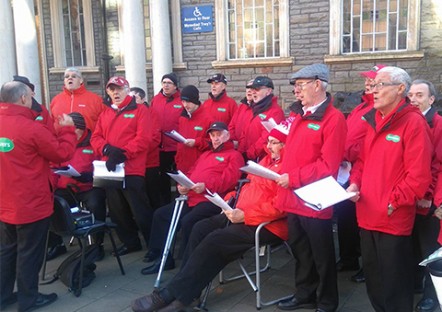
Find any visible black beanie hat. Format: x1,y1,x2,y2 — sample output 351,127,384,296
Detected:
180,85,200,105
161,73,178,86
13,75,35,92
68,112,86,130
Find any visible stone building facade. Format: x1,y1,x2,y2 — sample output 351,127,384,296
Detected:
1,0,441,112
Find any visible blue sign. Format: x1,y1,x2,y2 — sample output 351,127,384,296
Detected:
182,5,213,33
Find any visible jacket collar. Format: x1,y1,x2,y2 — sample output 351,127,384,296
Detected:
289,92,333,121
363,98,411,132
425,106,437,128
63,84,87,96
252,94,274,117
209,90,227,101
77,129,92,148
160,89,181,103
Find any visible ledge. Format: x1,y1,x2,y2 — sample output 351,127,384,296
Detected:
324,51,425,64
211,57,294,69
49,66,101,74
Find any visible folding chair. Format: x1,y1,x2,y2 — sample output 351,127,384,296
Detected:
154,194,188,288
41,195,125,297
197,220,292,310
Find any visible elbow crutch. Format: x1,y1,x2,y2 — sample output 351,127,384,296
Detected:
154,194,188,288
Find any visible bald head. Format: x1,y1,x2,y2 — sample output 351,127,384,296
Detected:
1,81,33,108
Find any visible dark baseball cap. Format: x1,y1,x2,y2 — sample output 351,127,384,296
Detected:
207,121,228,133
207,73,227,84
250,76,274,89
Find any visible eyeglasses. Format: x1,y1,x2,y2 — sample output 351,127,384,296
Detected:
162,81,174,85
64,75,80,79
293,80,315,90
267,139,283,145
369,82,401,90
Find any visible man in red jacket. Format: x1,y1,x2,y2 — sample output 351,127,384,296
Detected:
150,73,182,206
91,76,155,257
237,76,285,162
408,79,441,312
50,67,105,132
203,73,237,125
131,127,288,312
348,67,433,312
275,64,347,312
0,81,76,312
140,121,244,275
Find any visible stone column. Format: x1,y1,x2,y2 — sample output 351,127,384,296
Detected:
12,0,41,102
150,0,173,93
0,0,17,85
121,0,147,95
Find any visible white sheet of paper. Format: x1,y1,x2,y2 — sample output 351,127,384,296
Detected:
93,160,125,181
167,170,195,188
164,130,188,144
294,176,357,211
261,118,277,132
240,160,281,181
53,164,81,177
204,190,233,212
337,161,352,185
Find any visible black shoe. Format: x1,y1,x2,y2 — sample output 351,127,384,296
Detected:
46,244,67,261
24,293,58,312
95,245,105,261
415,298,438,312
336,260,359,272
112,244,142,257
1,292,17,310
141,257,175,275
350,268,365,283
277,296,316,310
143,249,160,263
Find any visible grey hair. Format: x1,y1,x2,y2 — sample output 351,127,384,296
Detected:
64,67,83,79
1,81,30,103
320,80,328,90
411,79,438,98
378,66,411,96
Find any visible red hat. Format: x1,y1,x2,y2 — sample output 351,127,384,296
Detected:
106,76,130,89
360,65,387,79
269,123,290,143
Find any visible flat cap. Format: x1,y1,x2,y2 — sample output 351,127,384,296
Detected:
290,64,330,84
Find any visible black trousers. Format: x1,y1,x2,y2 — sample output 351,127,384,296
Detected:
158,151,176,206
361,229,414,312
106,176,153,248
335,199,360,265
0,217,50,312
145,167,164,210
148,200,221,257
412,214,440,300
166,214,281,305
287,213,338,311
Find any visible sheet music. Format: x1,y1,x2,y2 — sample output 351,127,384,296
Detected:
204,190,233,212
53,164,81,177
92,160,125,181
164,130,188,144
294,176,357,211
261,117,277,132
167,170,195,188
240,160,281,181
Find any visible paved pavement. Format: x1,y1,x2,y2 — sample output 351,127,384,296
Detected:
3,233,441,312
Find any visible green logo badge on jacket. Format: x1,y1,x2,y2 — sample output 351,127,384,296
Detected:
258,113,267,120
35,116,43,121
386,134,400,143
215,156,224,162
217,108,226,112
82,149,93,154
307,123,320,131
124,114,135,118
173,105,182,109
0,138,14,152
194,126,203,131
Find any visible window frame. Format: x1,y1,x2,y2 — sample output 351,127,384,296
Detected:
213,0,292,69
50,0,96,69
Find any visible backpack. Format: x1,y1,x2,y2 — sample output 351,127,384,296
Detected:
43,244,98,294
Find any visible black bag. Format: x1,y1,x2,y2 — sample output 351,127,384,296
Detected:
43,244,98,292
71,209,95,229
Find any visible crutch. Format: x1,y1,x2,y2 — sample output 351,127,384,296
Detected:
154,194,188,288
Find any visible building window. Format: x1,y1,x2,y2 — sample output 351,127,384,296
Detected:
143,0,152,61
227,0,280,59
50,0,95,68
214,0,290,66
329,0,419,55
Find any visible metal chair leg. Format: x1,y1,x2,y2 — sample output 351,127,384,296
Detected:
154,195,187,288
107,227,125,275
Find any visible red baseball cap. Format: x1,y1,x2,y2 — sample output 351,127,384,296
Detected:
106,76,130,89
360,65,387,79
